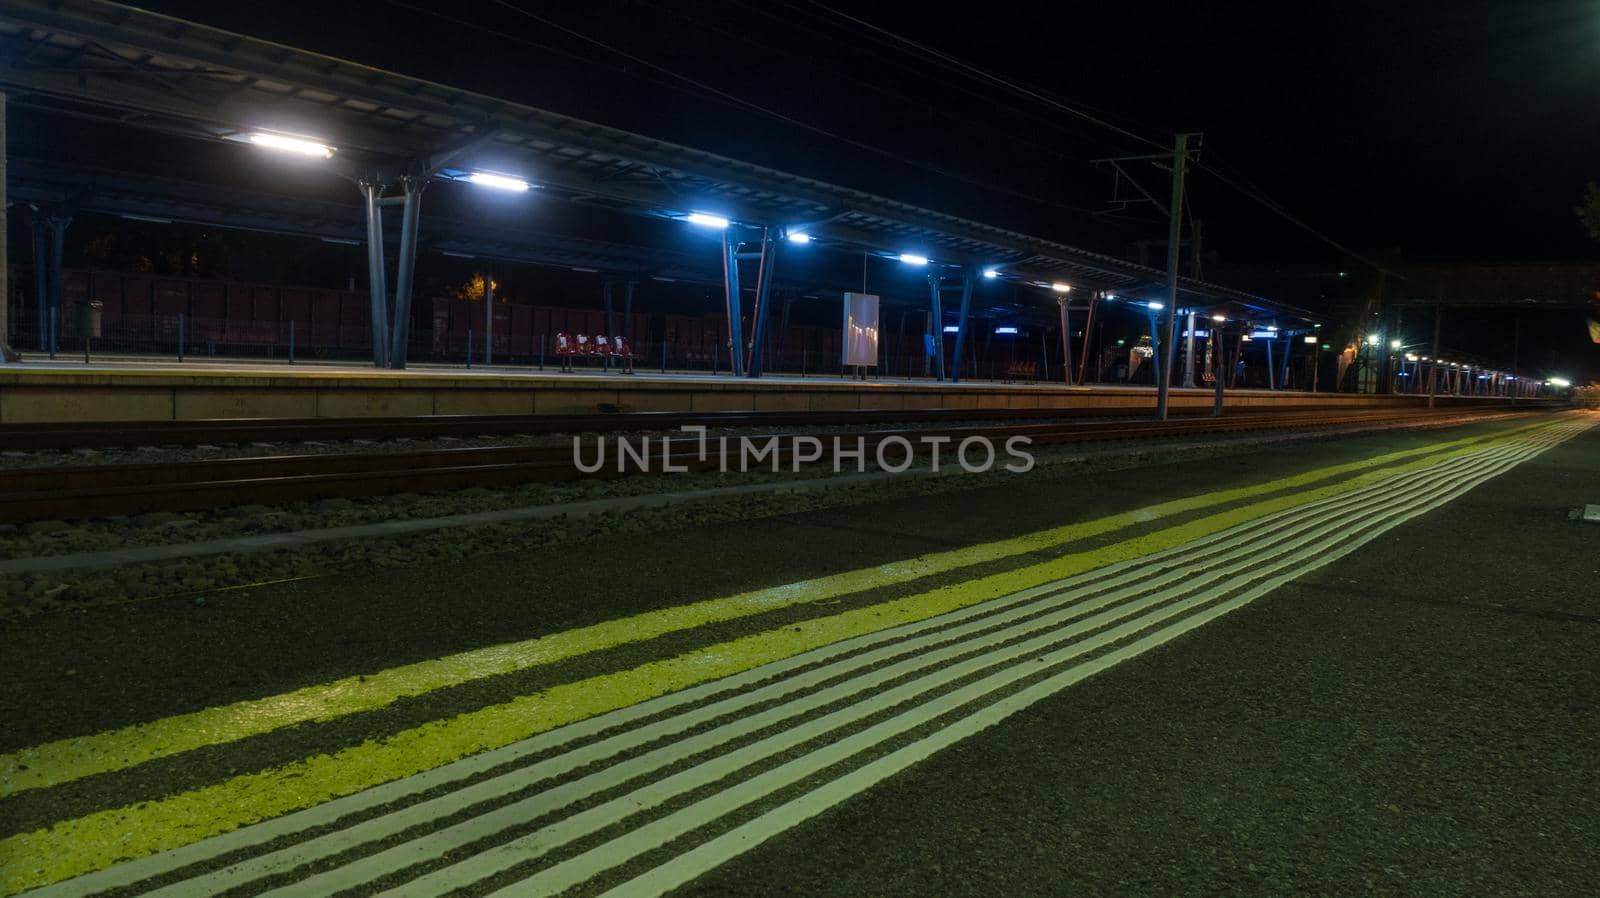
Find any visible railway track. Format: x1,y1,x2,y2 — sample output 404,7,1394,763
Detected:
0,401,1521,451
0,407,1544,524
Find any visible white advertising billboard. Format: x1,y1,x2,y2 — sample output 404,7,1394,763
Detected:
842,292,880,367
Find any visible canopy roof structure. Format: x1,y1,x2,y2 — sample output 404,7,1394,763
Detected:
0,0,1322,328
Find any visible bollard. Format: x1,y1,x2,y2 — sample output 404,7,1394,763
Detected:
466,328,473,369
177,313,184,363
289,320,296,364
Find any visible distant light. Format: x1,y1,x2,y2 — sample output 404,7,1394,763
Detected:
686,212,731,229
1550,377,1571,387
1389,338,1402,350
1338,271,1348,277
787,231,812,244
1320,343,1331,350
1051,282,1071,293
1146,301,1164,311
1211,314,1226,322
1314,323,1322,328
943,325,960,333
1450,362,1460,367
248,132,334,158
1304,335,1318,344
1366,334,1381,345
466,171,531,192
995,326,1019,335
1405,353,1419,361
1116,339,1127,346
1267,326,1279,332
982,268,1000,279
1105,293,1118,301
1507,375,1517,381
899,253,929,266
1242,334,1252,342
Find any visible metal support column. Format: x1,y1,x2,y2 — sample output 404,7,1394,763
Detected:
1155,133,1191,420
483,270,494,366
1057,296,1073,386
1181,310,1197,387
32,219,48,352
1264,338,1276,390
1279,336,1292,390
1427,304,1441,409
359,180,390,369
1146,308,1163,387
388,175,424,369
1212,326,1226,415
749,228,779,378
0,90,9,362
46,213,68,358
720,229,745,378
950,269,975,382
1076,293,1099,385
926,275,946,382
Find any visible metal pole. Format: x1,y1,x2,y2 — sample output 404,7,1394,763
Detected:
1279,336,1292,390
1155,133,1190,421
749,229,778,378
1182,310,1197,387
484,270,494,366
720,230,745,377
1057,297,1073,386
1076,294,1099,385
1264,338,1275,390
47,214,68,358
359,180,390,368
539,333,545,371
466,327,472,369
177,312,184,363
388,175,424,369
0,90,9,362
927,276,946,382
32,221,48,352
1428,304,1441,409
289,319,296,364
1146,310,1163,387
1212,326,1226,416
950,269,975,383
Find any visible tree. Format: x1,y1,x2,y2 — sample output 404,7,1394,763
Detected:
1575,182,1600,242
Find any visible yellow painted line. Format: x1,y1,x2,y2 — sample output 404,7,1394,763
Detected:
0,416,1556,802
0,425,1552,897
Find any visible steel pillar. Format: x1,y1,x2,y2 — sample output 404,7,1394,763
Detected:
1155,133,1191,420
31,219,48,352
926,275,946,382
1057,297,1072,386
749,228,779,378
1146,308,1163,387
1279,336,1292,390
483,270,494,366
1181,310,1197,387
0,90,8,361
387,175,425,369
1212,327,1226,415
1077,293,1099,385
950,269,975,383
720,229,745,377
359,180,390,369
46,213,68,358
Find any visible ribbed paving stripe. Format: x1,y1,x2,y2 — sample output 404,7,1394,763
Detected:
30,417,1592,898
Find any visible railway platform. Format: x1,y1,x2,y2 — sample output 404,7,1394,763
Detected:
0,358,1511,424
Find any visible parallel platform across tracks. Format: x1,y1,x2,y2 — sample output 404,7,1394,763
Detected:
0,406,1555,523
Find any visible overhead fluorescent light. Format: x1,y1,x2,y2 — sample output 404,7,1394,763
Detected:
686,213,730,228
995,326,1019,335
899,253,929,266
466,171,532,192
787,231,812,244
248,132,334,158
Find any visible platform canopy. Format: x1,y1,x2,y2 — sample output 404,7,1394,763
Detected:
0,0,1321,327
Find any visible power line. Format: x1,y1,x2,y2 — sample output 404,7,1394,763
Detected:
803,1,1170,153
482,0,1104,219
